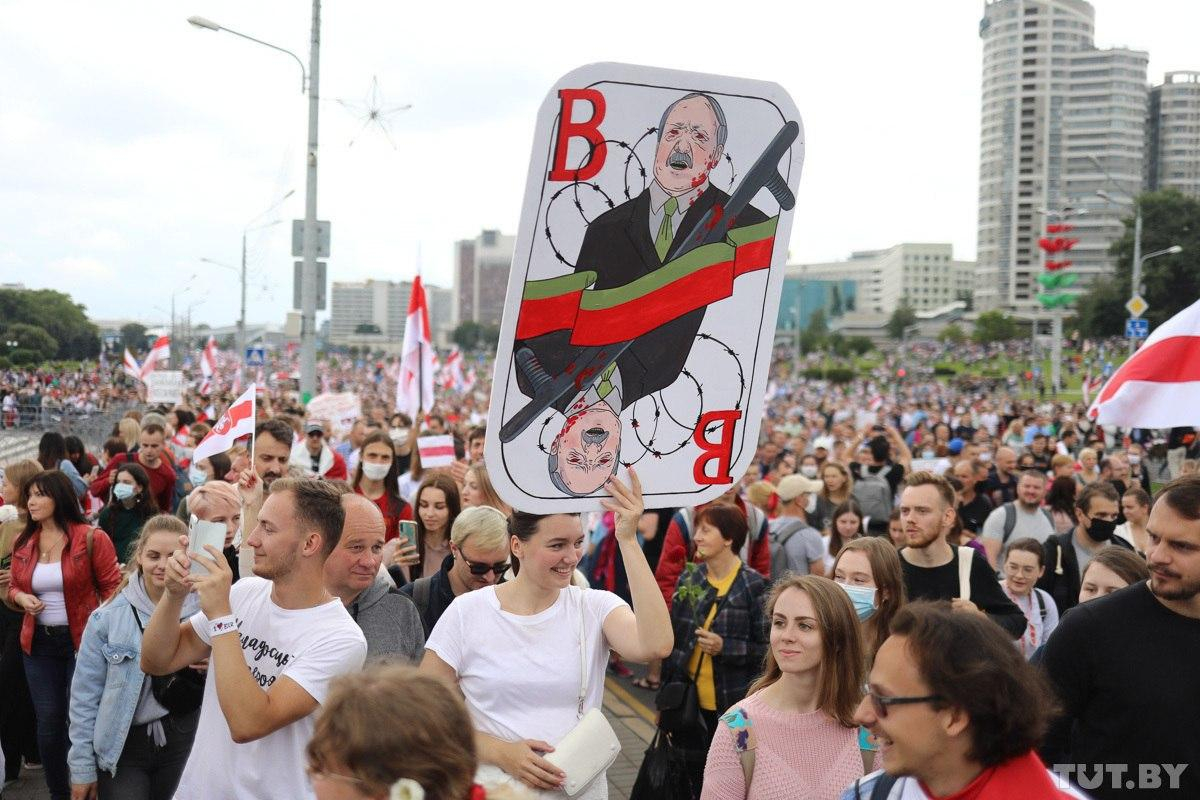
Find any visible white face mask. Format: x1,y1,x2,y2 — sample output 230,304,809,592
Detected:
362,462,391,481
800,465,819,479
805,494,818,514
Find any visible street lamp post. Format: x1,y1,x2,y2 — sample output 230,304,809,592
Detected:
188,5,320,399
202,204,289,371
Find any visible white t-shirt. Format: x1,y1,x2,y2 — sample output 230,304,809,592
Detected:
175,577,367,800
31,562,68,626
426,586,626,797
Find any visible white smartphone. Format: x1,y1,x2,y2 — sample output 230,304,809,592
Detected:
188,516,228,575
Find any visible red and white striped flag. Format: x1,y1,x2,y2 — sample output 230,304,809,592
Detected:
199,336,218,395
123,349,142,381
193,385,256,463
139,336,170,380
396,276,436,418
444,346,466,392
1089,298,1200,426
1080,370,1104,408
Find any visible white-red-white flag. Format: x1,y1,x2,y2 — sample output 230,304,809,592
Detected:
199,336,218,395
139,336,170,380
123,349,142,381
1089,298,1200,426
396,275,435,418
445,346,466,392
192,385,256,463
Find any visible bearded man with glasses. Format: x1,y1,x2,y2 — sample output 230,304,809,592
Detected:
401,506,511,637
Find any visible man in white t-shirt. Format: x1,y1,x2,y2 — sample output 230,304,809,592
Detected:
141,476,367,800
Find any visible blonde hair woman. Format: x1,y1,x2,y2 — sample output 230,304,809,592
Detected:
702,575,864,799
118,418,141,452
67,515,203,800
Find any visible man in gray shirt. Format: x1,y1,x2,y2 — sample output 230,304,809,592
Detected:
325,494,424,661
768,475,827,578
981,469,1056,567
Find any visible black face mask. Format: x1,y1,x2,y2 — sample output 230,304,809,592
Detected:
1085,516,1118,543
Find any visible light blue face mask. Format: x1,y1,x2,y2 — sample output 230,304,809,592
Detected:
188,465,207,487
113,483,136,502
837,582,877,621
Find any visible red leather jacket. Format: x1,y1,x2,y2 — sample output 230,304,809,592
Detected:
7,522,122,654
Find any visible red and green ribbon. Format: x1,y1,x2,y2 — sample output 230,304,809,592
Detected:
516,217,777,346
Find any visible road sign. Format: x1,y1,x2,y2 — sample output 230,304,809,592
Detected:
293,261,327,310
292,220,331,258
1125,295,1148,318
1125,317,1149,339
245,346,266,367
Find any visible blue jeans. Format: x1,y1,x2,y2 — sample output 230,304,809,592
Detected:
23,625,75,800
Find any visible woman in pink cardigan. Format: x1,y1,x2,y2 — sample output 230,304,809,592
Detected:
702,574,865,800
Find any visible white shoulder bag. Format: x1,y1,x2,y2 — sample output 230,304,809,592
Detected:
545,588,621,796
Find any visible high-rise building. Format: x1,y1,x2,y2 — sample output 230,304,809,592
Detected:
976,0,1147,312
453,229,514,328
796,243,973,316
1147,71,1200,197
425,283,455,348
328,280,411,352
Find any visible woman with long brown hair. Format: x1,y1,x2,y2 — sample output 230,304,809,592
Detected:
831,537,906,661
392,473,461,583
6,470,121,800
350,430,413,542
702,575,864,799
460,463,511,517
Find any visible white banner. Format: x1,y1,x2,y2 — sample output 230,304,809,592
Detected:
306,392,362,439
145,370,184,404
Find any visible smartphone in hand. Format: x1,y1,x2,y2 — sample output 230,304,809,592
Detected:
397,520,418,551
188,516,228,575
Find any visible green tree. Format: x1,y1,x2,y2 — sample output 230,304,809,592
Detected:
0,323,58,361
801,308,829,352
973,310,1018,344
954,290,975,312
120,322,148,355
938,323,966,345
452,321,484,351
1076,189,1200,336
886,301,917,341
0,288,99,359
846,336,874,356
827,330,847,357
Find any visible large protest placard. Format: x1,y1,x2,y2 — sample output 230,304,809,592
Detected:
487,63,804,511
306,392,362,439
145,370,184,404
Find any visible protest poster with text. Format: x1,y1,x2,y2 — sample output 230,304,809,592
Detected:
487,63,804,511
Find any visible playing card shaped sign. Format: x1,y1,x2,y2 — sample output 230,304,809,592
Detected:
486,63,803,512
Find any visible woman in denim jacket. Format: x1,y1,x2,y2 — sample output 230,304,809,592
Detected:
68,515,202,799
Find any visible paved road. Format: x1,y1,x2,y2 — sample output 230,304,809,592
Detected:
4,668,661,800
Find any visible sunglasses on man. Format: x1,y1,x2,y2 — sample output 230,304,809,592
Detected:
460,555,510,576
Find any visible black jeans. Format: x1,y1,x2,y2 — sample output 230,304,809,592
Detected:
97,709,200,800
22,625,75,800
0,607,39,780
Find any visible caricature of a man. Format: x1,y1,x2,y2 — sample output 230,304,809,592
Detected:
516,92,767,496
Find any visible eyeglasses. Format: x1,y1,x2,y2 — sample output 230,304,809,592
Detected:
460,555,510,576
867,690,943,718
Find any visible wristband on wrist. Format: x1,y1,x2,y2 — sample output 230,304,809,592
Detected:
208,615,238,639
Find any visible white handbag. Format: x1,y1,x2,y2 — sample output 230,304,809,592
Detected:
544,589,621,796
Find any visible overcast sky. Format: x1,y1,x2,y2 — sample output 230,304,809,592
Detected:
2,0,1197,329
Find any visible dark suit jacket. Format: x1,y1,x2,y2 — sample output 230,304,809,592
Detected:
515,185,767,412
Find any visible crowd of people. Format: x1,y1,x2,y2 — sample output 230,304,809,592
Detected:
0,341,1197,800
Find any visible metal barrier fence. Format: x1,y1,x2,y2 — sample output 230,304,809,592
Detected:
1,401,139,452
